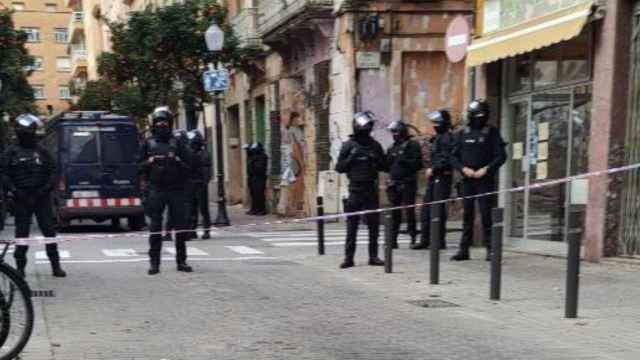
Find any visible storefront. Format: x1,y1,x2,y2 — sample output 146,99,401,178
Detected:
467,0,622,257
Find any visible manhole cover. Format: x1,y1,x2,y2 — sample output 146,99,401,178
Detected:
407,299,459,308
31,289,55,298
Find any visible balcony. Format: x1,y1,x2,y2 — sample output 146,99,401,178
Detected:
257,0,333,43
65,0,81,8
71,49,88,78
69,12,84,43
230,7,261,49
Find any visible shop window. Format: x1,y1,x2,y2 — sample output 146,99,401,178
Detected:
533,44,561,89
561,31,591,83
507,54,532,94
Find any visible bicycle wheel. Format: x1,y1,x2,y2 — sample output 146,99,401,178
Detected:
0,289,10,347
0,262,34,360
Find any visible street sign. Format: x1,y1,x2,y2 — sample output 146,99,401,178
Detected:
445,16,471,63
203,69,229,92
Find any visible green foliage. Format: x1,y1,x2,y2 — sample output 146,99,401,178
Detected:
0,9,36,117
98,0,253,126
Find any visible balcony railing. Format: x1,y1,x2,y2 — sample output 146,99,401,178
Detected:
71,49,88,63
257,0,333,37
69,12,84,43
230,7,261,49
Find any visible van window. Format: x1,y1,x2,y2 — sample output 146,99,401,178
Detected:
101,131,138,163
69,131,98,163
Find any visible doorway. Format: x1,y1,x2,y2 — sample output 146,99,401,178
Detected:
226,105,243,204
506,85,591,248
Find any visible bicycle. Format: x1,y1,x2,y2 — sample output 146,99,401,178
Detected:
0,241,34,360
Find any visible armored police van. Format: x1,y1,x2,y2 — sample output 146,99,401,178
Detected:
43,111,145,230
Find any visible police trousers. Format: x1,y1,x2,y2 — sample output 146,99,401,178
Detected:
460,178,494,250
249,176,267,214
344,187,379,260
386,181,417,244
190,181,211,231
148,190,187,265
420,175,452,247
13,193,60,269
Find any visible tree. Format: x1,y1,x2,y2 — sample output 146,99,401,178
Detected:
98,0,257,129
0,9,36,149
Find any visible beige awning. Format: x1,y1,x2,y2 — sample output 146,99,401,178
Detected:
467,1,593,67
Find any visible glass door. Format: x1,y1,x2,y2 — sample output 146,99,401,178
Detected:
526,90,571,241
508,101,529,238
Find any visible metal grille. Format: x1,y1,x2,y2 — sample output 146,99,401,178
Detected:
620,3,640,255
270,110,282,186
407,299,459,309
31,289,55,298
314,60,331,172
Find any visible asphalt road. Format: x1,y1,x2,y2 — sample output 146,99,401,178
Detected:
2,222,639,360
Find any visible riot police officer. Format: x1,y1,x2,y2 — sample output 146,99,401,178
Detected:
138,107,193,274
335,111,386,269
163,129,193,241
246,143,268,216
451,100,506,261
187,130,212,239
412,110,455,250
1,114,66,277
385,120,422,249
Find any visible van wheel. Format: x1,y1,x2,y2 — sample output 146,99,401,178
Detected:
111,218,121,230
128,216,145,231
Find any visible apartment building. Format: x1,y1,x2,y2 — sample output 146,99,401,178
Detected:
10,0,72,116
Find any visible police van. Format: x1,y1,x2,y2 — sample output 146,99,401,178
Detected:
43,111,145,230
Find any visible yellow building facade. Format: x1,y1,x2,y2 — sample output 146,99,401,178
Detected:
10,0,72,116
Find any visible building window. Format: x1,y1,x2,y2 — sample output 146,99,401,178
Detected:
26,56,44,72
59,86,71,100
45,3,57,12
11,2,25,11
33,85,46,100
56,57,71,72
54,28,68,43
22,28,40,43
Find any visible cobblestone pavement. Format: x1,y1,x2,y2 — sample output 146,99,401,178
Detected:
5,218,640,360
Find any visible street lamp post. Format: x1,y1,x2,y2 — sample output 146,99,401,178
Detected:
205,23,230,226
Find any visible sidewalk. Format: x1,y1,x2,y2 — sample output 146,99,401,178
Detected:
299,246,640,359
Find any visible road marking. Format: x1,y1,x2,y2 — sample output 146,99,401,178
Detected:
225,246,264,255
164,247,209,256
102,249,138,257
35,250,70,260
35,256,278,264
272,240,411,247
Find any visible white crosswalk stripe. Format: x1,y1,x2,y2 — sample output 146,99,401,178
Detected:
102,249,138,257
246,229,413,247
164,247,209,256
225,246,264,255
35,250,71,260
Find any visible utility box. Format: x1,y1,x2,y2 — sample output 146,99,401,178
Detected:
318,170,340,214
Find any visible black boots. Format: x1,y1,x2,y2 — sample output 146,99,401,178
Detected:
177,263,193,272
148,256,160,275
340,259,355,269
48,252,67,277
411,242,429,250
450,248,470,261
368,258,385,266
201,231,211,240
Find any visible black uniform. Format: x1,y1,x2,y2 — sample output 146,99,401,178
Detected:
336,133,386,265
386,137,422,247
419,132,456,248
189,144,212,238
451,125,506,255
247,147,268,215
164,131,193,240
1,142,64,277
138,134,192,273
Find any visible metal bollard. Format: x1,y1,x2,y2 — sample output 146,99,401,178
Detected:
430,180,441,285
565,207,580,319
490,208,504,300
384,211,393,273
317,196,325,256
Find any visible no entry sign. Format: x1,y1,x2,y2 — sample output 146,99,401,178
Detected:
445,16,471,63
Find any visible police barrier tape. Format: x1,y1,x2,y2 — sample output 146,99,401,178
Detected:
3,162,640,245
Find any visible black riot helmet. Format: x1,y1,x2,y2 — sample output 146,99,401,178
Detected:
187,130,204,150
428,110,451,134
353,111,376,135
386,120,409,142
14,113,41,148
151,106,174,140
250,142,264,153
467,99,490,129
